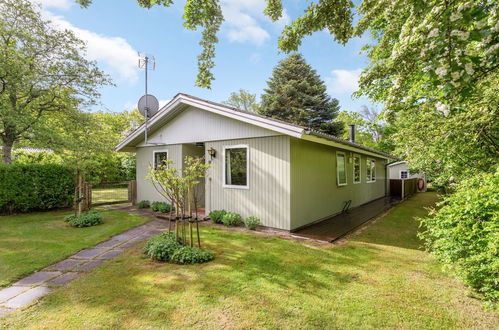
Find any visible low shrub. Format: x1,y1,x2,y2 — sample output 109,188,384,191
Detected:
244,216,261,230
144,233,181,261
65,210,103,228
170,246,214,264
221,212,242,226
0,163,74,214
419,170,499,305
137,200,150,209
209,209,227,224
151,201,172,213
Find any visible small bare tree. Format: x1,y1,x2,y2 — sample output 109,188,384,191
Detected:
147,156,210,246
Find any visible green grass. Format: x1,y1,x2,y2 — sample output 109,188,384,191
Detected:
1,192,497,328
92,187,129,204
0,209,149,287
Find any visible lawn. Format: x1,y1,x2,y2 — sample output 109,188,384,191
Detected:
1,192,497,328
0,209,149,287
91,186,129,204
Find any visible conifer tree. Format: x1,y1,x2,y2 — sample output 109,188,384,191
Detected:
259,53,343,136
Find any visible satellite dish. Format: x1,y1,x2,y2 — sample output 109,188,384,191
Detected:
138,94,159,118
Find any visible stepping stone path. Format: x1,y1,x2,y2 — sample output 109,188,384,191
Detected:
0,219,168,316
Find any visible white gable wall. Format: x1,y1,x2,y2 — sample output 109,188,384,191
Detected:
138,106,279,147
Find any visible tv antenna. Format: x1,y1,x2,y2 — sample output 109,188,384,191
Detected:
137,52,159,145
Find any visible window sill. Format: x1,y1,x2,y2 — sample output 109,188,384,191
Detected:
223,185,250,190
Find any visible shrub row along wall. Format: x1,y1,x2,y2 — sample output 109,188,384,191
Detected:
0,164,74,214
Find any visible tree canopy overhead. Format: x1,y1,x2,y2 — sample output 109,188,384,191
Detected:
0,0,111,163
259,53,343,136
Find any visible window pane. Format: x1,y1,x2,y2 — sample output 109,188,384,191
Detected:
366,159,372,180
225,148,247,186
400,171,408,179
371,160,376,181
354,156,361,183
154,152,167,169
337,154,346,185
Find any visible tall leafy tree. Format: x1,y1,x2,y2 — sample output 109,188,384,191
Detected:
0,0,110,164
222,89,260,112
260,54,343,136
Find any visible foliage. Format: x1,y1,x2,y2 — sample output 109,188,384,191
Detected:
243,216,261,230
222,89,260,112
419,171,499,305
336,108,396,154
0,163,74,214
11,150,62,165
144,233,182,262
137,200,150,209
260,53,343,136
151,201,172,213
0,0,110,164
221,212,242,226
209,209,227,224
170,246,214,264
64,210,103,228
147,156,210,246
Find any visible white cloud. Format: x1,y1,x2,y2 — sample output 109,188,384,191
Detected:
31,1,139,82
158,99,170,109
36,0,72,10
326,69,363,94
220,0,290,46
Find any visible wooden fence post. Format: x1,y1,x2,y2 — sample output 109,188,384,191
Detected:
129,180,137,205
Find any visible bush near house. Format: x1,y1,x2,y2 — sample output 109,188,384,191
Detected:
244,216,261,230
209,210,227,224
419,170,499,304
137,200,150,209
151,201,172,213
64,210,103,228
0,163,74,214
221,212,242,226
144,232,213,264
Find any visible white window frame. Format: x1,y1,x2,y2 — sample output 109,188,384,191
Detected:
367,158,376,183
353,154,361,184
336,151,348,186
223,144,249,190
400,170,408,179
152,149,168,169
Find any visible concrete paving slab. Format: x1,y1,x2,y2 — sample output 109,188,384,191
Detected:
44,259,85,271
93,239,122,249
0,307,14,317
3,287,52,309
118,240,141,249
96,249,123,260
72,248,105,259
111,233,138,241
13,272,61,286
46,272,80,286
73,260,104,271
0,286,30,303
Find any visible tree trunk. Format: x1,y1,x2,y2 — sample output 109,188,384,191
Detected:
1,138,13,164
77,171,83,218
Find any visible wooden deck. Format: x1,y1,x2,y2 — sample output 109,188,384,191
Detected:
292,197,398,242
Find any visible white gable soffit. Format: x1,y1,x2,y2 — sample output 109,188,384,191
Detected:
116,94,304,152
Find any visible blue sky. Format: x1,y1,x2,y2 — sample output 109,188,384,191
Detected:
37,0,376,113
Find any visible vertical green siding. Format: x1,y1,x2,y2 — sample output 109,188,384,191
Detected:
205,135,291,230
182,144,206,207
290,138,387,230
136,144,183,203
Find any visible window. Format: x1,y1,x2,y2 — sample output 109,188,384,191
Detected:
353,155,361,184
367,158,376,182
400,170,408,179
336,152,347,186
224,145,249,188
153,150,168,169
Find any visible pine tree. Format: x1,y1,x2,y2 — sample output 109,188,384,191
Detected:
259,53,343,136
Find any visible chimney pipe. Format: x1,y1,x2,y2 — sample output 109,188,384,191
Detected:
349,124,356,143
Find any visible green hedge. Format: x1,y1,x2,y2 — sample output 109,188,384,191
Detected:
419,170,499,305
0,163,74,214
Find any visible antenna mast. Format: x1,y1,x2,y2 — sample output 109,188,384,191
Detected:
137,52,157,145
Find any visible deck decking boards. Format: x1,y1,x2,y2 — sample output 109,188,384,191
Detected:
293,197,397,242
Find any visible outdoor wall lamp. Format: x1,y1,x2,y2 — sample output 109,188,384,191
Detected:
207,147,216,159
